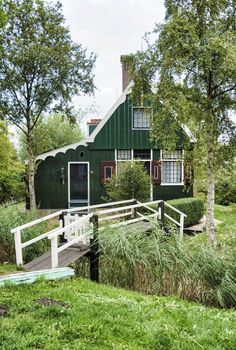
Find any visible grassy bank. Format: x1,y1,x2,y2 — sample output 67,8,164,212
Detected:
0,277,235,350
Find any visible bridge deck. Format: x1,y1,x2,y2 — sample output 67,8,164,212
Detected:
24,246,90,271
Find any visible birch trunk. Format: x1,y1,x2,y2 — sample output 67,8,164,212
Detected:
27,131,36,210
206,123,216,246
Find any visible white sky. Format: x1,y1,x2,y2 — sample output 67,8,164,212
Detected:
59,0,165,127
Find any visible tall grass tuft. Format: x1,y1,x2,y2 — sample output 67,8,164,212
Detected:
76,221,236,308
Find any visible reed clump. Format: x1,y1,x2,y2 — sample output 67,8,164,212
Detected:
77,222,236,308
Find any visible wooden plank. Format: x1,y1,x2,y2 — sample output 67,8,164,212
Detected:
0,267,75,287
23,246,90,271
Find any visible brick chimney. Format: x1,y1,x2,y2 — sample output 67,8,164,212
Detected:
120,55,133,92
87,119,101,136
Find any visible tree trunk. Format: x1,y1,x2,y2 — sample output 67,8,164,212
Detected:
205,123,216,246
27,130,36,210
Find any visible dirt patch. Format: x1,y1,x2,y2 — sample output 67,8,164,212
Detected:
35,297,67,307
0,306,9,317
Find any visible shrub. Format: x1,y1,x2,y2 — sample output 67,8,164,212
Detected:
215,177,236,206
104,161,150,202
165,197,204,227
0,205,49,264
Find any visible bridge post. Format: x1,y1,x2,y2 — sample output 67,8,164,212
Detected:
158,200,165,229
90,214,99,282
131,199,137,218
14,230,23,266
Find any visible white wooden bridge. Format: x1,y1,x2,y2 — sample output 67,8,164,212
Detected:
11,199,186,281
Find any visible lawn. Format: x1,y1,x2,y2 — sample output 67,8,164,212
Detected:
185,204,236,249
0,277,235,350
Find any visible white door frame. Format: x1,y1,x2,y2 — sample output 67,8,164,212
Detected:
68,162,90,207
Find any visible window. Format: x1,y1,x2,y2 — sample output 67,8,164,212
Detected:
162,150,183,184
117,150,132,160
162,150,182,160
153,166,159,180
100,161,115,183
133,107,151,129
133,149,151,160
104,166,113,180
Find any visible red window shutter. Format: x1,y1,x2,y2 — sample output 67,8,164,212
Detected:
100,161,116,184
151,160,161,185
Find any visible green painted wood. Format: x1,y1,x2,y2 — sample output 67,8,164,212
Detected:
0,267,75,287
153,185,193,201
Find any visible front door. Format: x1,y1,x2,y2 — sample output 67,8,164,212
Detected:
69,163,89,208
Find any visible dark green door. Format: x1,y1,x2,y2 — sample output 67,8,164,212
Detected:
69,163,89,207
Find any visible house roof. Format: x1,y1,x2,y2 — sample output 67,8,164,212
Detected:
36,81,194,161
36,82,133,161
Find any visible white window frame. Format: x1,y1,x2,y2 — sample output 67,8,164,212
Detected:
104,165,113,180
117,149,132,160
132,107,152,130
160,150,184,186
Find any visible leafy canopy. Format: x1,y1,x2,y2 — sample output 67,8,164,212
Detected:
18,113,84,161
0,0,96,133
131,0,236,153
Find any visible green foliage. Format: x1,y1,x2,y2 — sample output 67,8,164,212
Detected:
0,121,25,203
18,114,84,161
0,278,235,349
166,197,204,227
130,0,236,243
0,204,48,263
105,161,150,202
92,222,236,308
0,0,96,208
215,165,236,205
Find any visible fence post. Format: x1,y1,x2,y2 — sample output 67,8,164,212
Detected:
14,230,23,266
51,235,58,268
131,199,137,218
158,200,165,228
180,214,184,240
90,214,99,282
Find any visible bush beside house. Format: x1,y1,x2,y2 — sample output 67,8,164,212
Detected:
166,197,204,227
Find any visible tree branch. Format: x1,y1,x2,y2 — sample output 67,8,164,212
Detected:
214,84,236,97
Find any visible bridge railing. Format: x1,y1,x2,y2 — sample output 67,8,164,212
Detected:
11,210,63,266
47,213,93,268
11,199,187,268
163,202,187,239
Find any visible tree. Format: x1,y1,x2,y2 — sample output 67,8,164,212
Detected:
105,161,150,202
0,0,96,209
0,121,24,203
130,0,236,245
18,113,84,162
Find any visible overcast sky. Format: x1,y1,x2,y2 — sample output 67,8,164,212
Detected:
59,0,165,126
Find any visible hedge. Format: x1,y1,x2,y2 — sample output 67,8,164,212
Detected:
165,197,204,227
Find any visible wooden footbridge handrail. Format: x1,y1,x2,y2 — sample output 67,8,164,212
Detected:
11,199,187,277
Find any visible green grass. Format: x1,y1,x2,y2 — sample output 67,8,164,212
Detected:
0,277,235,350
187,204,236,248
214,204,236,245
0,264,18,275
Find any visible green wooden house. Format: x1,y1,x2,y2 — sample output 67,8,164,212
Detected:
35,62,194,209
